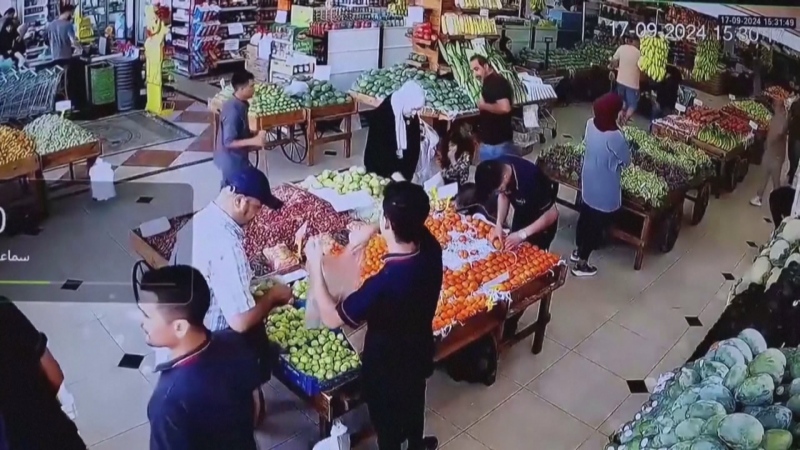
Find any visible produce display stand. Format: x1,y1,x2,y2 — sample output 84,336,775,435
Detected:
274,264,567,438
305,102,356,166
38,141,102,179
0,154,48,216
542,166,697,271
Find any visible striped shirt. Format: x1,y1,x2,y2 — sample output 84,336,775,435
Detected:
170,202,254,332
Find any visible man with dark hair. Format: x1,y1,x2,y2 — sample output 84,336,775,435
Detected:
305,181,442,450
46,4,79,62
470,54,514,161
139,265,262,450
215,70,267,185
0,298,86,450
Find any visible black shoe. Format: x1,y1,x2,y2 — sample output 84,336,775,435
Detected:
571,263,597,277
421,436,439,450
569,250,580,263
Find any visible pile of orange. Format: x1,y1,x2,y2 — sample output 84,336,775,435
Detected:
425,210,468,246
359,235,387,282
433,293,489,331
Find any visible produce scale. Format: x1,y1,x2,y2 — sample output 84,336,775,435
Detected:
128,167,567,437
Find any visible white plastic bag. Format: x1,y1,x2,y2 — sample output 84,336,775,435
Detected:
57,383,77,420
284,80,309,97
313,420,350,450
89,158,116,201
413,121,440,184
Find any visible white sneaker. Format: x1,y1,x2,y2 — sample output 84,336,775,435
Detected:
750,196,762,207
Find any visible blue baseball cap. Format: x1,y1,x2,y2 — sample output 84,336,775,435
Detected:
224,166,284,210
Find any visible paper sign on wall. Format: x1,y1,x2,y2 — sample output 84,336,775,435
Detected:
693,99,703,106
276,10,288,23
675,104,686,113
313,65,331,81
223,39,240,51
228,23,244,35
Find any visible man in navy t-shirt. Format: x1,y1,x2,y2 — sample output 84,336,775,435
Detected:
305,181,442,450
137,265,261,450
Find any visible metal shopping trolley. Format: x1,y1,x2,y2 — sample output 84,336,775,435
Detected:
0,66,64,124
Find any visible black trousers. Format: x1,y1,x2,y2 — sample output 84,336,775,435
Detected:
769,186,795,230
788,140,800,183
366,376,426,450
575,202,614,261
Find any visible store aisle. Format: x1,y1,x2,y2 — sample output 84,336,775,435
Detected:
2,101,776,450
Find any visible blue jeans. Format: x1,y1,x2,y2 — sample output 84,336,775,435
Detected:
479,141,514,161
214,151,252,187
616,84,639,111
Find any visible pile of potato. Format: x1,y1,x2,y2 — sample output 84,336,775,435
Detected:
23,115,95,156
0,126,35,165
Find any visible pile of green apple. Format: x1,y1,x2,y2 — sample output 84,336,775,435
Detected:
291,279,308,300
266,305,361,381
302,166,390,198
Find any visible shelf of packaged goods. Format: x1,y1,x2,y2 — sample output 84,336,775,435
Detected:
219,5,257,10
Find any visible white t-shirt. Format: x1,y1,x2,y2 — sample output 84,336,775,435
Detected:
613,44,641,90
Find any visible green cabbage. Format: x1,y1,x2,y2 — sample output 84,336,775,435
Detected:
785,393,800,416
669,442,693,450
676,418,706,441
735,374,775,406
717,413,765,450
720,338,754,363
678,368,701,389
738,329,768,356
689,436,728,450
768,238,791,265
697,360,730,380
790,379,800,396
760,429,793,450
687,401,726,420
713,345,746,368
701,415,726,436
748,349,787,383
723,364,748,392
788,353,800,378
697,384,735,412
752,405,792,430
652,431,680,447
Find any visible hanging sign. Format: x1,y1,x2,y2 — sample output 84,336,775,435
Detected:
675,104,686,113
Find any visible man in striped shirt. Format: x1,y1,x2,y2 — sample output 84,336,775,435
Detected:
170,166,291,419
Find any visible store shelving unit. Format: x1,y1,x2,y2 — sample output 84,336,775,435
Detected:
80,0,125,35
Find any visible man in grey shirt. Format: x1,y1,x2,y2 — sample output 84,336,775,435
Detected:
46,4,79,63
215,71,266,186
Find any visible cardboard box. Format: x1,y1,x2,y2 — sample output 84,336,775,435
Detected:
246,58,270,82
246,44,259,62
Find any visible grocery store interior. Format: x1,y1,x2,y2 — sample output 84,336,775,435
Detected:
3,0,800,449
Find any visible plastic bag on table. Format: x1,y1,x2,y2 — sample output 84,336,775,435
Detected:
304,228,374,329
284,79,309,97
312,420,350,450
262,244,300,272
413,120,440,185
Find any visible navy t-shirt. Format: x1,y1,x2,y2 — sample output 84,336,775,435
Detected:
496,155,558,239
148,330,260,450
336,229,443,380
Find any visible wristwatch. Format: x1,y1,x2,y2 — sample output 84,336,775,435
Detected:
517,230,528,240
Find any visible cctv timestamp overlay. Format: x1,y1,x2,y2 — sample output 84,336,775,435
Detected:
613,22,763,44
719,15,797,29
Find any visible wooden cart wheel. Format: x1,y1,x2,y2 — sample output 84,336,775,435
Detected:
736,158,749,182
281,126,309,164
659,206,683,253
690,182,711,226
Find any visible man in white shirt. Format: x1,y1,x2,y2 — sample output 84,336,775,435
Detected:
169,166,291,420
611,36,641,123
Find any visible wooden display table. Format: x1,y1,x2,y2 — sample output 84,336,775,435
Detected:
306,102,356,166
0,154,48,217
542,166,708,271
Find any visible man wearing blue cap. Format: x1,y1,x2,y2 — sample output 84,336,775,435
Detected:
170,166,291,421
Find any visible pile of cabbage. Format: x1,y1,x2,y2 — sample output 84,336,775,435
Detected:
733,217,800,299
607,328,800,450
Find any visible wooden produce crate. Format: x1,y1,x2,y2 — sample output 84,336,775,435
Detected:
249,109,307,131
39,141,101,171
0,154,38,181
308,101,356,120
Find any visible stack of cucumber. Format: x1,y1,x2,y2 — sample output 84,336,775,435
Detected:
439,40,529,105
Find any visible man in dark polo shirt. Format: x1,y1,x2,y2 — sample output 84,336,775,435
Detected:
138,265,260,450
470,54,514,161
215,71,267,186
305,181,442,450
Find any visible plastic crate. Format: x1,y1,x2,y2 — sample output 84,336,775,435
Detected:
275,354,360,396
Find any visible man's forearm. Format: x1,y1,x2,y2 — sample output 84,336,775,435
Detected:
229,299,275,333
495,194,510,229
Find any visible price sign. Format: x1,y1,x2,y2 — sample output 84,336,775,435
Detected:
749,120,758,130
675,104,686,113
479,8,489,17
471,37,486,48
693,99,704,107
55,100,71,112
228,23,244,35
729,94,736,101
223,39,239,51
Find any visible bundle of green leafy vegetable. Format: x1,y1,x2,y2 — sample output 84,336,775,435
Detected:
609,327,800,450
538,142,669,208
623,127,698,190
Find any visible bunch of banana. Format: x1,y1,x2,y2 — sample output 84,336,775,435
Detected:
529,0,545,13
441,13,497,36
455,0,502,9
697,125,739,152
638,36,668,82
691,39,720,82
388,0,407,16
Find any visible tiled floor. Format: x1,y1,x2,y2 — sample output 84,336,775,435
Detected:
4,92,775,449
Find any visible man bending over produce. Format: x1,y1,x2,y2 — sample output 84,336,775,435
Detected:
215,70,267,185
170,166,290,423
305,181,442,450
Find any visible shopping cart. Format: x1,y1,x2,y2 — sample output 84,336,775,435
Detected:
0,66,64,124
